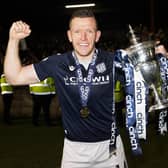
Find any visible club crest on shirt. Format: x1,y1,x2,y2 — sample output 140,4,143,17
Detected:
69,65,75,71
96,63,106,73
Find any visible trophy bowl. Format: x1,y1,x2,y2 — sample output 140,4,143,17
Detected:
127,41,160,85
127,30,168,112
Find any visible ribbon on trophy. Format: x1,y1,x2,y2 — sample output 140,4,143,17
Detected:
72,50,97,118
156,54,168,135
115,50,147,155
109,53,118,157
124,62,143,155
133,68,148,139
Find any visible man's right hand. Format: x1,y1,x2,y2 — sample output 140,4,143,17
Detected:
9,20,31,40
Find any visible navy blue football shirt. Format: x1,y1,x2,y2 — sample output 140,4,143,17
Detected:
34,49,118,142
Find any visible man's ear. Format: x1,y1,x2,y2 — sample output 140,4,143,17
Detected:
67,30,72,42
95,30,101,43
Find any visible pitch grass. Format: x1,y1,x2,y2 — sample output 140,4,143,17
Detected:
0,118,168,168
0,118,64,168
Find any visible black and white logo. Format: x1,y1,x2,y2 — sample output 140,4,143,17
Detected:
96,63,106,73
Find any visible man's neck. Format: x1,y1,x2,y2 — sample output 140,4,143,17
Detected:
73,49,96,69
75,50,95,62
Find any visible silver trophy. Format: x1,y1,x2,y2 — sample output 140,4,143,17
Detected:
127,25,168,112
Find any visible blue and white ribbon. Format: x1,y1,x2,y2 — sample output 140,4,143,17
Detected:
109,53,117,156
115,50,144,155
133,69,147,139
72,50,97,108
156,54,168,135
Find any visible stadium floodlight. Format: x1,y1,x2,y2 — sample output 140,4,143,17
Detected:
65,3,95,8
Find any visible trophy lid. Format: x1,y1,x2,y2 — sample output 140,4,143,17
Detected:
127,25,155,63
128,24,154,49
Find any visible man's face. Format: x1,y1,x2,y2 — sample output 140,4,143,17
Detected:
67,17,101,58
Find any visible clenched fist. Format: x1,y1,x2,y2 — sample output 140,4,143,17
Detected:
9,20,31,40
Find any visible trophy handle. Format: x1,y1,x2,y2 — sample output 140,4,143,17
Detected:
151,84,162,105
149,84,168,112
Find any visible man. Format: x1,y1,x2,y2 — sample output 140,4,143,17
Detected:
29,77,56,126
4,9,128,168
0,73,13,124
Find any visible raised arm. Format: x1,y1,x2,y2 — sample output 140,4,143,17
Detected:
4,21,39,85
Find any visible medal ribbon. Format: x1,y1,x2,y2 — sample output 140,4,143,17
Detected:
72,50,97,108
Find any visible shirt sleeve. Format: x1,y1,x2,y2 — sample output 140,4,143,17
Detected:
33,56,54,81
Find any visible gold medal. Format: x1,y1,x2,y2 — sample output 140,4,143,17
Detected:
80,107,90,118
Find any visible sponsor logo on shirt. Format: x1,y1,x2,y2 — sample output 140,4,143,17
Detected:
64,75,110,85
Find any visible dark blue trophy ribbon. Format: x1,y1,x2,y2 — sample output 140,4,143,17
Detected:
156,54,168,135
109,53,117,156
124,61,143,155
115,50,143,155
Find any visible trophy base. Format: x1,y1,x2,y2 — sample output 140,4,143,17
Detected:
149,101,168,112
